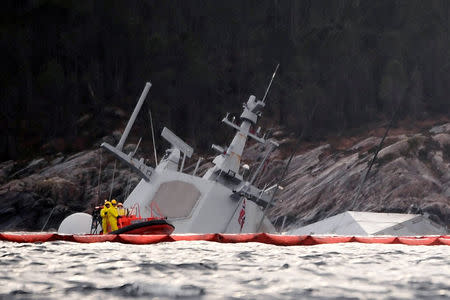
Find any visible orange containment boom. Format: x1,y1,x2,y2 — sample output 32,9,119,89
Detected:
1,233,449,246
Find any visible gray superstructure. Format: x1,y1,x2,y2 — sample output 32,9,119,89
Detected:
59,79,280,234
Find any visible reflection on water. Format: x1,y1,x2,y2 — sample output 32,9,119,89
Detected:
0,241,449,299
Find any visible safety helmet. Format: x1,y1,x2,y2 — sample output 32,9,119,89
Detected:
104,201,111,207
118,202,123,207
111,199,117,205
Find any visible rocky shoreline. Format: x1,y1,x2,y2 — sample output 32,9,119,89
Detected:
1,123,449,232
263,123,450,231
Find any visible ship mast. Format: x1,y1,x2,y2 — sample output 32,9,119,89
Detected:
205,65,279,181
210,95,266,179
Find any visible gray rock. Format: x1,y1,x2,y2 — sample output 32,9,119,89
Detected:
112,130,122,143
0,160,15,184
267,133,450,230
429,123,450,134
0,147,140,231
124,143,139,155
50,156,65,166
432,133,450,147
98,135,115,146
10,158,48,179
350,137,381,151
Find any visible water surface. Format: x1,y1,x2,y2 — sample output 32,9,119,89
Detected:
1,241,449,299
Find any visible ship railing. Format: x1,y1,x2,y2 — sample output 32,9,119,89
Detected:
150,202,165,219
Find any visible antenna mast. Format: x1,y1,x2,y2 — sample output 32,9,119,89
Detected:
262,63,279,103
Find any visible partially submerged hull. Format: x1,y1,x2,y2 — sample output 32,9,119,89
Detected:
59,76,280,235
287,211,447,236
124,170,275,234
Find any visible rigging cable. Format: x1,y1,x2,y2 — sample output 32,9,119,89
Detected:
257,101,319,232
149,109,158,166
349,83,411,211
330,83,412,233
97,149,103,204
41,206,56,232
124,170,132,199
109,160,117,201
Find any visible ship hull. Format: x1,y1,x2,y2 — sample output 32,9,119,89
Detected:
124,171,276,234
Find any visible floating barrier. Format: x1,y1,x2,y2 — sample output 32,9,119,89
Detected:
353,236,398,244
171,233,219,242
0,233,57,243
438,237,450,245
308,235,354,244
72,234,118,243
118,234,174,244
1,233,449,246
397,236,441,246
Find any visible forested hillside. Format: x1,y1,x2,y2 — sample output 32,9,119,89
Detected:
1,1,450,161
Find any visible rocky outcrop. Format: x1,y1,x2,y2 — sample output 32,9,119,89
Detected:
0,140,140,231
264,124,450,231
0,123,449,232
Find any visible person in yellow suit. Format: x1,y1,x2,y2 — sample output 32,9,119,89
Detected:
100,201,111,234
108,199,119,232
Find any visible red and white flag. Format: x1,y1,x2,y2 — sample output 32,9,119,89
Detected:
238,198,246,231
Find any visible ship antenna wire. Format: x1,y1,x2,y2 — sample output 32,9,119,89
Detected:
262,63,280,103
348,84,411,211
257,149,294,232
109,160,117,201
124,170,132,198
41,206,56,232
330,83,411,233
149,109,158,166
257,101,319,232
97,149,103,204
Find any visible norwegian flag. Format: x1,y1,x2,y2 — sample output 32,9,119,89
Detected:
238,198,246,231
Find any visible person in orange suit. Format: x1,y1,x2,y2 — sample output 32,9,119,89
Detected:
117,202,127,217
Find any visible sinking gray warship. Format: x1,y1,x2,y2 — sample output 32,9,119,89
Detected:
59,71,281,234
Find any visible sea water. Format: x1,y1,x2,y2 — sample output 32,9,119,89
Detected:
0,240,449,299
